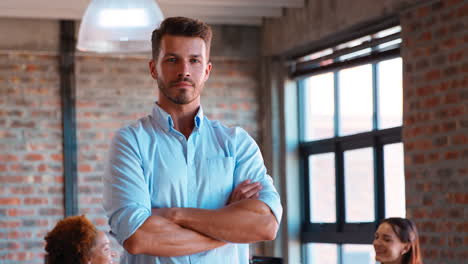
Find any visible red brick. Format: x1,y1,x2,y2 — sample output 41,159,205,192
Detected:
444,151,459,160
449,105,465,117
10,186,34,195
37,164,47,172
447,0,462,6
50,153,63,161
0,176,30,184
79,164,92,173
24,153,44,161
441,38,457,49
0,154,18,162
452,134,468,144
425,69,441,81
38,208,62,216
444,92,460,104
0,198,21,205
441,121,457,132
24,198,48,205
10,120,35,128
0,221,21,228
417,6,430,17
422,96,440,108
7,208,35,217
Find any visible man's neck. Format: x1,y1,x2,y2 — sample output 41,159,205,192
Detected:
157,99,200,139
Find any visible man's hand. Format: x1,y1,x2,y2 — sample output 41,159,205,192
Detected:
227,180,262,205
152,207,175,219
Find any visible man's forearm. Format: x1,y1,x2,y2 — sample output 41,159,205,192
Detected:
123,215,226,256
166,199,278,243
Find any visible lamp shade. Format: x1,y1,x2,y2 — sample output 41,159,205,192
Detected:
77,0,164,53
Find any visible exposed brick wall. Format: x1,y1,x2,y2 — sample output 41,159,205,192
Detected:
0,20,261,263
0,51,63,263
401,0,467,263
75,55,156,259
204,57,260,139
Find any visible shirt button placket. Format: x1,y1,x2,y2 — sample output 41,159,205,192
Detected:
187,137,196,208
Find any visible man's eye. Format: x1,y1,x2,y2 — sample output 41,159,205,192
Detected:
167,58,176,62
190,59,200,63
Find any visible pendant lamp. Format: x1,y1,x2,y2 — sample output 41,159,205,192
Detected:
77,0,164,53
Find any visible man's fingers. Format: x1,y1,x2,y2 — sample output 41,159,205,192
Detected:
243,185,262,198
228,180,262,205
239,182,261,195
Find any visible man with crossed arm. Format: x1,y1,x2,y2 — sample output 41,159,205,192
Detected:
103,16,282,264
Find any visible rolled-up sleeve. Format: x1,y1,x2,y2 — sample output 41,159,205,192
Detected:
103,127,152,245
233,128,283,224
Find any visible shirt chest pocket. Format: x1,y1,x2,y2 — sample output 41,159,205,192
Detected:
196,157,234,209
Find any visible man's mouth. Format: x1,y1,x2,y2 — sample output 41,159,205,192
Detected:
171,79,194,88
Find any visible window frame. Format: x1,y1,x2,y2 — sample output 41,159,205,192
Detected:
294,30,403,248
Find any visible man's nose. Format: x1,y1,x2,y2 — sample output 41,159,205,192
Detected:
177,62,191,78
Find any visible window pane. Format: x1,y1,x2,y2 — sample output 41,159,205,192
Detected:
339,48,371,61
304,73,335,141
306,243,338,264
384,143,406,218
309,153,336,223
342,244,376,264
344,148,375,222
374,26,401,38
339,65,373,136
378,58,402,129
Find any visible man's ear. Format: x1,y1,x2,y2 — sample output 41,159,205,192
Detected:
204,61,212,82
149,59,158,79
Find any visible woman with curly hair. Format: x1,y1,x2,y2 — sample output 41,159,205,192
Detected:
373,217,423,264
45,215,115,264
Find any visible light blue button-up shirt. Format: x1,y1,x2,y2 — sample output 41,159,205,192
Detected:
103,104,282,264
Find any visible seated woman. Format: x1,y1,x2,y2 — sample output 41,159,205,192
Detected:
373,217,423,264
45,215,115,264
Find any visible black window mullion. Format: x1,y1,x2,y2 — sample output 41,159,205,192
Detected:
375,137,386,223
335,141,345,233
302,154,311,224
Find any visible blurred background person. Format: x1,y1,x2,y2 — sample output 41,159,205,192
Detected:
44,215,115,264
373,217,423,264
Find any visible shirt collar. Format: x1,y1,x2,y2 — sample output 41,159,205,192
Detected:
152,102,204,132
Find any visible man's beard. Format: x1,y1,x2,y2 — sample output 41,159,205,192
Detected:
157,77,197,105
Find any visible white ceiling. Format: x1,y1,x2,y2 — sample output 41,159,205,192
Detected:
0,0,304,26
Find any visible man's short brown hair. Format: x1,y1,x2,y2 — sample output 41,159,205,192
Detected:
44,215,98,264
151,16,213,61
